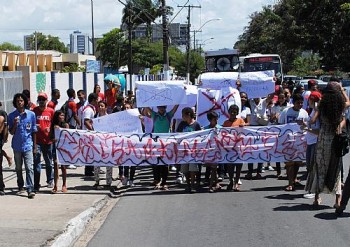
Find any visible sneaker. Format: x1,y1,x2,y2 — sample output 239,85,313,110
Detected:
238,179,242,185
47,183,54,188
122,177,128,186
218,176,223,182
182,175,186,184
170,166,177,171
128,180,135,187
261,169,265,173
176,177,183,184
267,165,275,171
303,193,315,199
0,190,5,196
16,188,26,195
68,165,77,169
28,192,35,199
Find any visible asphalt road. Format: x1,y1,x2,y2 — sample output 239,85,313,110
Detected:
85,159,350,247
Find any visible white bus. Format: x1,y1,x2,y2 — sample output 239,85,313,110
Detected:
240,53,283,80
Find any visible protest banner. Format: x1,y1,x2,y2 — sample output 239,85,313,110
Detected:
169,84,198,120
196,87,241,126
199,71,275,98
55,123,306,166
93,109,143,133
135,80,187,107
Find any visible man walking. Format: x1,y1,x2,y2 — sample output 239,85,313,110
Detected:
33,93,55,191
8,93,37,199
0,107,8,195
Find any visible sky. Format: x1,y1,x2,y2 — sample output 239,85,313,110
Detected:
0,0,277,51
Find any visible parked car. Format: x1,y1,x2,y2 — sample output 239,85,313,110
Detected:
293,79,327,94
284,75,302,84
319,75,332,82
302,75,318,80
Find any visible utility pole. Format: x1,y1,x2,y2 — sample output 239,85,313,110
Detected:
161,0,169,80
177,4,201,84
34,31,38,72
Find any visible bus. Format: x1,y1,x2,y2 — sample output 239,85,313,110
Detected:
204,49,240,72
240,53,283,80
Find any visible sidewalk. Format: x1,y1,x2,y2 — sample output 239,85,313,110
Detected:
0,137,120,247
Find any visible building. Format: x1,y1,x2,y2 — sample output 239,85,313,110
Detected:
24,35,33,51
69,30,90,54
121,23,189,46
0,50,96,72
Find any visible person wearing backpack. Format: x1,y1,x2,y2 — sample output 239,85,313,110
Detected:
62,89,81,129
143,105,179,190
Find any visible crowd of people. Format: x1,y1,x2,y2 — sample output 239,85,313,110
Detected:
1,76,350,216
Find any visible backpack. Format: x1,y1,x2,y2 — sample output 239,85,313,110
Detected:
60,100,73,124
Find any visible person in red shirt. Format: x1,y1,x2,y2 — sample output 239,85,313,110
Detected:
47,89,61,110
223,104,245,191
65,89,81,129
105,78,121,113
33,92,55,191
22,89,36,111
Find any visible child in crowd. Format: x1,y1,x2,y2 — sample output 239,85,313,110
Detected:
223,104,245,191
50,110,69,193
203,111,222,193
176,107,201,193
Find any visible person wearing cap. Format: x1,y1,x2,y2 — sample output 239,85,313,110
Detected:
302,91,321,199
302,79,319,112
33,92,55,191
105,77,121,114
8,93,37,199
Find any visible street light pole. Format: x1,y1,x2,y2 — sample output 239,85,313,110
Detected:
91,0,95,55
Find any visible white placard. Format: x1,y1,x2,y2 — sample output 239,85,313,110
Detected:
136,80,187,107
93,109,142,133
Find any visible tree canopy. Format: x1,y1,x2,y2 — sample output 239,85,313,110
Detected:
235,0,350,73
0,42,23,51
25,32,68,53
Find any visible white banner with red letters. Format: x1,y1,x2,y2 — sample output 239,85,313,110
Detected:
55,123,306,166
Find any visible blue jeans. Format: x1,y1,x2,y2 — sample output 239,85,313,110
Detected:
34,143,53,189
14,150,34,193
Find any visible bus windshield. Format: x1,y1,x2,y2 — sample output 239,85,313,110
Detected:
242,55,283,79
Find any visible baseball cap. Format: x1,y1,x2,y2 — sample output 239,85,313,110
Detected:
309,91,322,102
37,92,48,100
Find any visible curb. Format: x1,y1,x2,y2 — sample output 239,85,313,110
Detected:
50,195,110,247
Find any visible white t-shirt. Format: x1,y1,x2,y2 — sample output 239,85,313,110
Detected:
82,104,95,130
239,106,251,121
279,107,309,124
249,98,269,126
302,91,311,110
305,110,320,145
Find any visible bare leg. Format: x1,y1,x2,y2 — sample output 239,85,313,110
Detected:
61,165,67,192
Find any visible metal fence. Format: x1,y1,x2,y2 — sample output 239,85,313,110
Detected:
0,71,23,113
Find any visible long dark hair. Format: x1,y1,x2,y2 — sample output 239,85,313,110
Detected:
319,85,345,131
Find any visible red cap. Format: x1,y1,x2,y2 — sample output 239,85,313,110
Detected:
308,79,317,86
37,92,48,99
309,91,322,102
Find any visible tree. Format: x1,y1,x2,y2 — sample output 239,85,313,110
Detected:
174,50,205,83
96,28,127,70
235,0,350,73
0,42,23,51
26,32,68,53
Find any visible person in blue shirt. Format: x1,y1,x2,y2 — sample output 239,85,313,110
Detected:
8,93,37,199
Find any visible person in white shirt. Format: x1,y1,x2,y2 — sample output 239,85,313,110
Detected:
279,93,309,191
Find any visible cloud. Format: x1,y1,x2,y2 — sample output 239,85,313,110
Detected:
0,0,267,50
